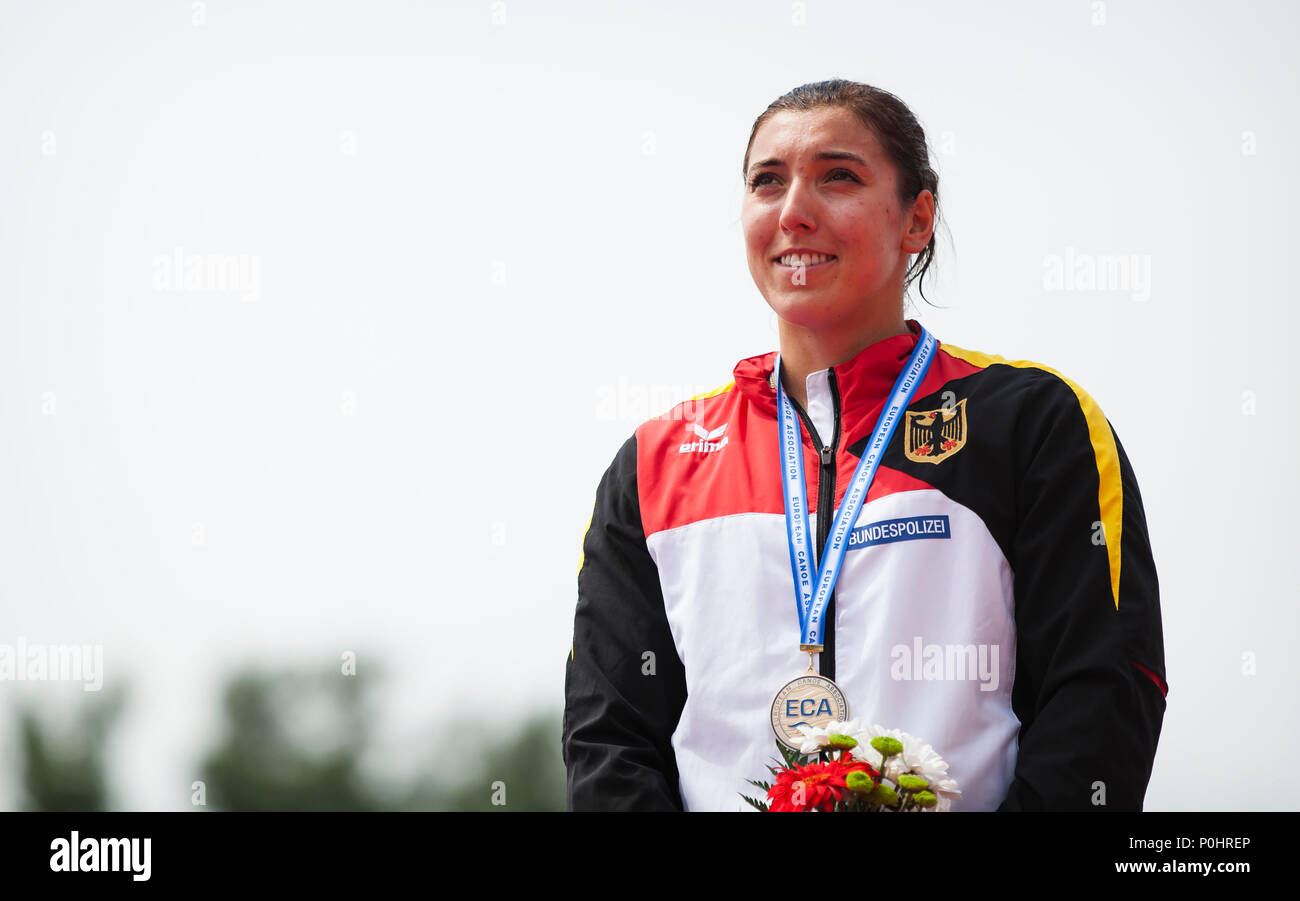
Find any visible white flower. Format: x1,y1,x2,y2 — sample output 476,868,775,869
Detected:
848,724,962,810
794,718,862,755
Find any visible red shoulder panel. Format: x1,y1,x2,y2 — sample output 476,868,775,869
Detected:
636,386,944,538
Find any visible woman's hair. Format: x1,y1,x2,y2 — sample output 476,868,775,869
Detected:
743,78,943,306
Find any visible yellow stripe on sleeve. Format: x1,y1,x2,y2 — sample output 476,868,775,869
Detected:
689,380,735,401
940,343,1124,611
572,507,595,662
577,508,593,578
650,379,736,422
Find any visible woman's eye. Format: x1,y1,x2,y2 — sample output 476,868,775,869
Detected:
749,169,858,190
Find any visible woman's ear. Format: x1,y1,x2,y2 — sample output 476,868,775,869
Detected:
902,189,936,254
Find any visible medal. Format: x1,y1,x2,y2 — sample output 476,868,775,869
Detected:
770,657,851,751
769,326,936,750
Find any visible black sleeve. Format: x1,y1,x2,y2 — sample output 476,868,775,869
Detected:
562,433,689,811
998,378,1168,811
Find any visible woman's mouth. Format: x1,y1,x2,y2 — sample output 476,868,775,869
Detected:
774,253,837,271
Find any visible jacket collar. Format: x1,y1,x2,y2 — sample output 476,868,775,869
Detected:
733,319,926,428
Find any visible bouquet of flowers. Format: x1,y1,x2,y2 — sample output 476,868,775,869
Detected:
742,719,962,812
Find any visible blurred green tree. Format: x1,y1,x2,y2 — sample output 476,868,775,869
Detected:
197,661,564,812
199,665,382,811
7,659,565,811
402,711,564,811
16,681,128,811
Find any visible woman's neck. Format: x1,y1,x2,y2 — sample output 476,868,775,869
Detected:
777,312,910,410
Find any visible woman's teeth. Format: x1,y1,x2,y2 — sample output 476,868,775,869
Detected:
777,253,835,266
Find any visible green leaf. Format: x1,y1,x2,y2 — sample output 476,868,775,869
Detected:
776,741,805,769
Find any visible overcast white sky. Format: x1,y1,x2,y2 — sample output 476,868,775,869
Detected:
1,0,1296,811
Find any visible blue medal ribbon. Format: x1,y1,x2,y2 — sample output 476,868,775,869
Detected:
776,327,937,649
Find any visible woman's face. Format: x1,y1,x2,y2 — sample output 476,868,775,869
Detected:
742,106,934,334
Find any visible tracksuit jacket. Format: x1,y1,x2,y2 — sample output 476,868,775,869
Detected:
562,319,1167,811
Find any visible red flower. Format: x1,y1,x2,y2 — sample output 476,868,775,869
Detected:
766,758,879,812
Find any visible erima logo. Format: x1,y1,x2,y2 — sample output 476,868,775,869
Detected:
678,422,728,454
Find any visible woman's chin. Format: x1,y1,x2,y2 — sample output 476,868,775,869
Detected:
765,295,842,333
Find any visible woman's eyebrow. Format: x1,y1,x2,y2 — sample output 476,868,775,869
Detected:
748,150,871,177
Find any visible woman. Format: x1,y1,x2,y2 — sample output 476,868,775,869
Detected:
562,79,1167,811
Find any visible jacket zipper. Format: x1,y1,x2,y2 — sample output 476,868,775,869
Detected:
788,370,842,681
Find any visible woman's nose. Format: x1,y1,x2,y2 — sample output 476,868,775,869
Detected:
778,178,818,233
